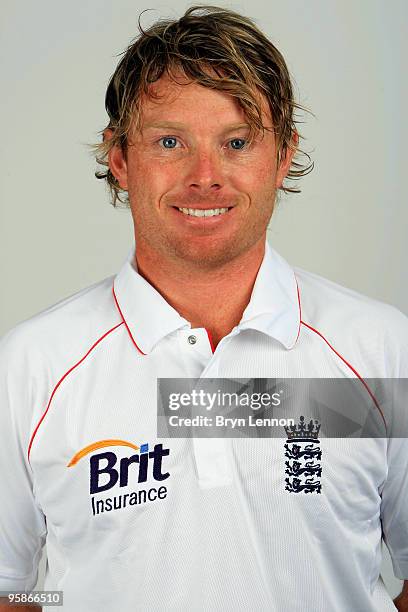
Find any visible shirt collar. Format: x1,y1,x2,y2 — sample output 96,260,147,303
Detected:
113,247,190,355
113,240,300,355
238,241,301,349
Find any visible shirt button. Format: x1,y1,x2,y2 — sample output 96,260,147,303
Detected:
188,335,197,345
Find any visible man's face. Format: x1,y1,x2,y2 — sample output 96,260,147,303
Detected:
108,72,295,270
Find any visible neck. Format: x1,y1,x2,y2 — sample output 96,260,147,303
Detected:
135,237,267,349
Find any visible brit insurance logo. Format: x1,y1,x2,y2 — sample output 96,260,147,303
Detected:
67,439,171,517
284,416,322,494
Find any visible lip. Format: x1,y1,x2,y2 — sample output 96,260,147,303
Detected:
171,204,234,211
169,205,235,225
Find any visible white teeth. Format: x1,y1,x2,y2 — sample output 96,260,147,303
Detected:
178,207,229,217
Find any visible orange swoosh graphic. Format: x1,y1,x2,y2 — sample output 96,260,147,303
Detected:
67,439,140,467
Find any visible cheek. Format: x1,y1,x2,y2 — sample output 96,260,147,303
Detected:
242,164,276,197
243,149,276,183
126,159,175,207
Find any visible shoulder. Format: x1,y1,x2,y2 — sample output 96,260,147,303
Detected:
0,275,123,377
294,266,408,376
0,276,128,455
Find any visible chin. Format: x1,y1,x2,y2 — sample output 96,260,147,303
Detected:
169,237,253,269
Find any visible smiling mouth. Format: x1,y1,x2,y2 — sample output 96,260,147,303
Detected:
176,207,232,217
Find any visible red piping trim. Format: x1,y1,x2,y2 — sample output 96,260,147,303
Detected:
300,320,387,432
205,328,215,354
112,284,146,356
294,276,302,344
27,322,124,465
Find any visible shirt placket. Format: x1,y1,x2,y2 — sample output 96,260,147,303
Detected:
178,328,234,488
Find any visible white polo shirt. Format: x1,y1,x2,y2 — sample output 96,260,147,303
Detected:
1,240,407,611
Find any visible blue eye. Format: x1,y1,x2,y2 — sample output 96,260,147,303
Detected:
159,136,178,149
229,138,247,150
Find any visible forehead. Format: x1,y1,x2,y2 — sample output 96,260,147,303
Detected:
138,70,271,127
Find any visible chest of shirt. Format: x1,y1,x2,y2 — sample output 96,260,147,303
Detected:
28,328,387,548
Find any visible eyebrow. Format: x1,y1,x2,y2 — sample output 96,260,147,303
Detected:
141,121,250,133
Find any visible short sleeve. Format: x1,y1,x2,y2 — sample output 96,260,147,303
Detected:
380,305,408,579
0,329,47,591
380,437,408,579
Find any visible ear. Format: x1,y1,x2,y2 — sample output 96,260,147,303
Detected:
104,128,129,190
275,130,299,189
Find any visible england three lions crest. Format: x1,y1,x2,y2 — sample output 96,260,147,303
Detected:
284,416,322,494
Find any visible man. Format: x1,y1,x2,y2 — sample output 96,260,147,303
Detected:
0,5,407,611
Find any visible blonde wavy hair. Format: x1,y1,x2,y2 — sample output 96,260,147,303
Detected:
89,4,314,207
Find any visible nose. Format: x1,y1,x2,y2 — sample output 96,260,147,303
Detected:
185,148,224,193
